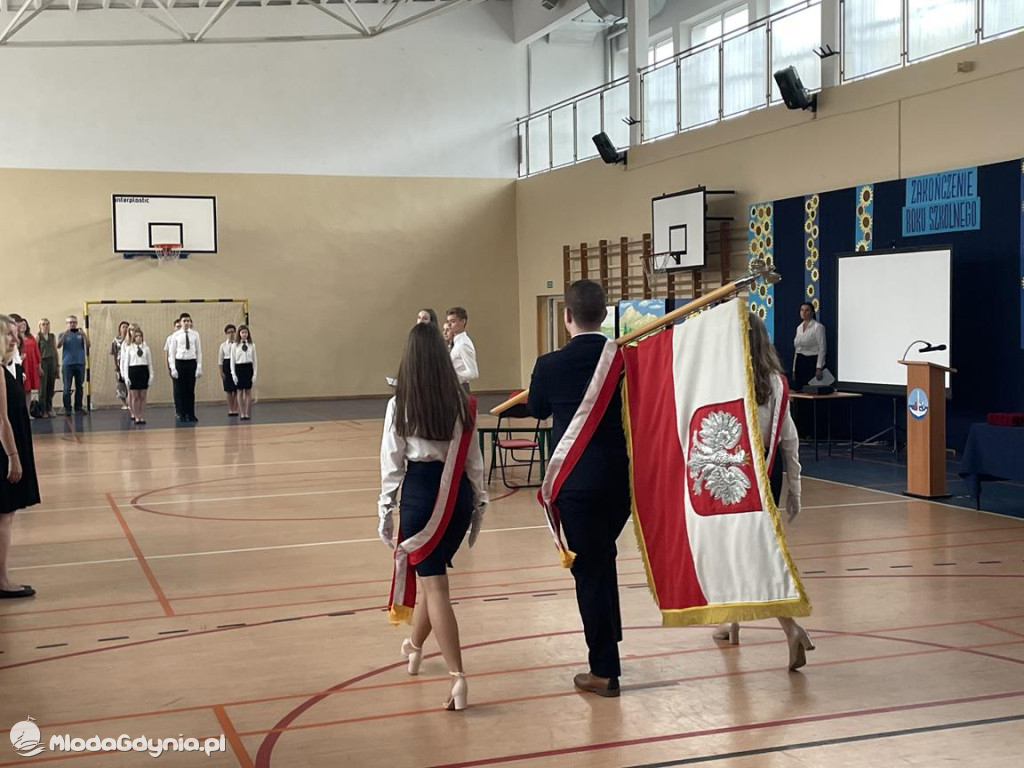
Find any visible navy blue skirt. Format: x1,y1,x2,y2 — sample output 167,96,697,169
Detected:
234,362,254,391
222,360,237,393
400,461,473,577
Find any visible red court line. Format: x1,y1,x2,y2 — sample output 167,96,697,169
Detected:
104,493,174,617
798,535,1024,561
11,536,126,549
419,689,1024,768
15,625,1024,737
213,705,254,768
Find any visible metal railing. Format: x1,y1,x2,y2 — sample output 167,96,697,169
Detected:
517,0,1022,177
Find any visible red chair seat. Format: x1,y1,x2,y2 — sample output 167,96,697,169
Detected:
497,439,538,449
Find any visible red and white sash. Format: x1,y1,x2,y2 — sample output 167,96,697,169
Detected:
538,340,623,568
387,398,477,625
764,374,790,475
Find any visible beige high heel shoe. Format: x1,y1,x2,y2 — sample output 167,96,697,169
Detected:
443,671,468,711
786,625,815,671
711,622,740,644
401,638,422,676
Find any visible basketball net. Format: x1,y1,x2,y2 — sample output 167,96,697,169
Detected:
154,244,182,264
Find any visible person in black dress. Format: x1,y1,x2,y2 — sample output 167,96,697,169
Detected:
0,314,41,598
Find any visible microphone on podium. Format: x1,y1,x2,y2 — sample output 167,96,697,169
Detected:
902,340,946,359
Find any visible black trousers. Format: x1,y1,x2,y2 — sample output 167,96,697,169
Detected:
792,353,819,438
557,487,632,679
174,359,197,419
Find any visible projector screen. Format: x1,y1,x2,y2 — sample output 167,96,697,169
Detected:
837,247,951,393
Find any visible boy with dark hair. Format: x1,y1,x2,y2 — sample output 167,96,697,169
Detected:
528,280,631,697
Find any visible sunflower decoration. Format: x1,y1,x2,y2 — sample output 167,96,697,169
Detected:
766,295,773,307
811,267,819,281
765,235,773,248
805,220,813,233
856,239,869,252
812,298,820,312
751,206,758,217
810,246,819,259
758,306,766,319
812,225,819,238
806,283,814,298
863,228,871,243
857,205,864,217
861,215,871,230
758,283,767,298
861,186,873,205
750,301,758,313
749,220,756,232
766,205,773,217
805,199,813,213
810,194,819,208
758,206,765,218
805,256,814,270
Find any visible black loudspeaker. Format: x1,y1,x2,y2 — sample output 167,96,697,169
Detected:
592,132,627,165
773,66,818,113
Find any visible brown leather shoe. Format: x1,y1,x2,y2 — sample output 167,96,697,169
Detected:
573,672,620,698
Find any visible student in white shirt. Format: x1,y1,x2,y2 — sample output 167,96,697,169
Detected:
164,318,181,419
121,328,154,425
378,323,488,712
219,324,238,417
230,325,257,421
712,313,814,672
445,306,478,393
167,313,202,423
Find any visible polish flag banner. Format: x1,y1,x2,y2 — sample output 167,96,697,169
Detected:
621,300,810,626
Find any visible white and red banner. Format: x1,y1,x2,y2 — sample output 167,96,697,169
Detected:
621,300,810,626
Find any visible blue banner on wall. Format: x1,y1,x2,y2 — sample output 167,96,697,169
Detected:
1019,159,1023,350
903,167,981,236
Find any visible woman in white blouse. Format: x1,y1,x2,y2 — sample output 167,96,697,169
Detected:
230,325,257,421
378,323,488,712
120,328,154,425
713,313,814,671
792,302,826,388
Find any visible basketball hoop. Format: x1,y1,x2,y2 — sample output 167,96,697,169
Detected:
153,243,182,264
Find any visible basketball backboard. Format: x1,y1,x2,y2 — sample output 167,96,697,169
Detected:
112,195,218,254
651,187,706,272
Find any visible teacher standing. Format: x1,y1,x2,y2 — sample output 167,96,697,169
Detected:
792,302,826,388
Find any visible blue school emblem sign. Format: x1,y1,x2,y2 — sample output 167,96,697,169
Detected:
908,388,929,420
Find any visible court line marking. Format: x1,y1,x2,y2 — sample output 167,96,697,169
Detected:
213,705,254,768
36,454,377,480
104,493,174,617
10,525,550,571
620,713,1024,768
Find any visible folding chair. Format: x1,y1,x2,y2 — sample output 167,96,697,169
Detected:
488,391,543,489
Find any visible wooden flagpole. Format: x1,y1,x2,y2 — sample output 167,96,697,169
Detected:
490,259,779,415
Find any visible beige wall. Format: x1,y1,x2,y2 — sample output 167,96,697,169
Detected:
3,169,518,401
515,34,1024,382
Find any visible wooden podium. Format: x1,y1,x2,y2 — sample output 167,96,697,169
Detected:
898,360,956,498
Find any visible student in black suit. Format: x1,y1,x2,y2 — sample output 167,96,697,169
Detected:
527,280,631,697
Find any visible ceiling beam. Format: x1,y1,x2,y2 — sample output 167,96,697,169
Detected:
338,0,371,36
150,0,192,40
298,0,365,36
0,0,42,44
194,0,239,42
378,0,484,36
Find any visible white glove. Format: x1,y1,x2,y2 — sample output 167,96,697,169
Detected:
252,376,257,384
171,369,178,380
786,494,800,523
468,503,486,548
378,508,395,549
233,376,239,385
196,371,202,379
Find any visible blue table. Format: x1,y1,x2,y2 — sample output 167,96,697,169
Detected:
958,423,1024,509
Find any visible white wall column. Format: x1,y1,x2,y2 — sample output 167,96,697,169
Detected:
821,0,841,87
626,0,649,147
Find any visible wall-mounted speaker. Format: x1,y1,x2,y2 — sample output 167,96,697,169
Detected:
592,132,627,165
773,66,818,113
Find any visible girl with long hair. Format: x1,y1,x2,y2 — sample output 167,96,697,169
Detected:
121,327,154,425
377,323,488,711
15,317,39,414
0,314,41,598
712,313,815,671
230,325,257,420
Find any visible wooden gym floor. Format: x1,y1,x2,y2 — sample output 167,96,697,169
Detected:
2,411,1024,767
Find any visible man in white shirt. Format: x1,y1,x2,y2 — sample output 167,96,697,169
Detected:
164,318,181,419
167,313,202,422
446,306,478,393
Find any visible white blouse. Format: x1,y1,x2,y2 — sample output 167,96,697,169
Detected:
378,396,488,518
793,319,826,369
120,342,154,382
218,340,235,366
230,342,257,381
